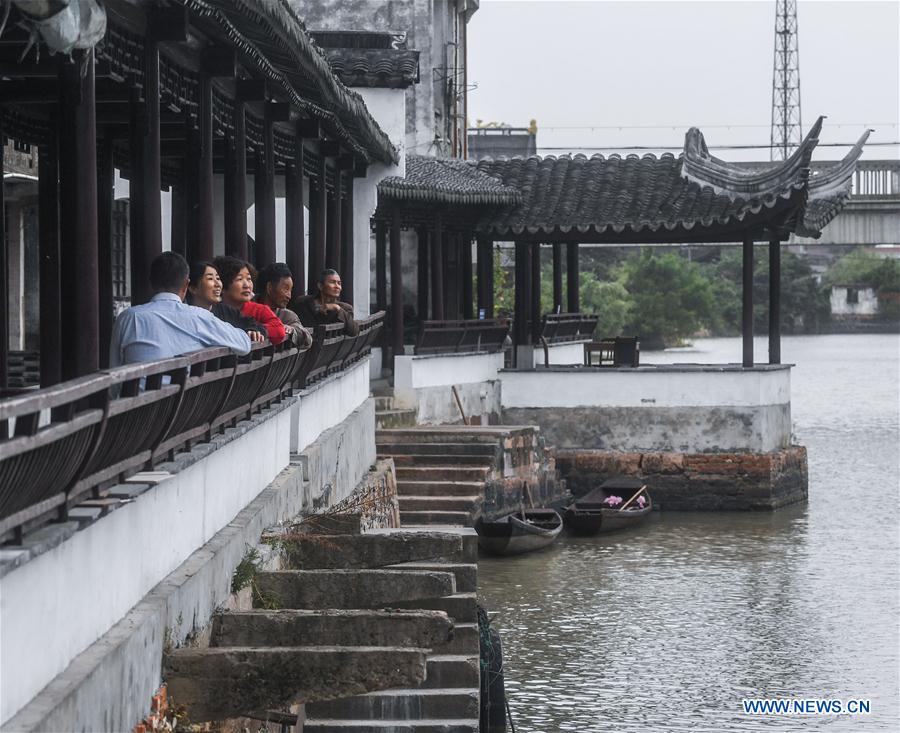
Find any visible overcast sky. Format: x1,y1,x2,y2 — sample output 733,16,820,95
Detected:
467,0,899,161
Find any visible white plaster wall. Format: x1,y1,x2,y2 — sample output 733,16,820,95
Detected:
394,351,505,390
0,407,292,725
500,366,791,409
533,341,586,366
290,359,371,452
830,286,879,316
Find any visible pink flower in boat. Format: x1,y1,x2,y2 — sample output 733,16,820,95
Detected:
636,496,647,508
604,495,623,506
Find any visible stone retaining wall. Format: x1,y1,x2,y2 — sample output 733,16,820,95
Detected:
556,446,808,510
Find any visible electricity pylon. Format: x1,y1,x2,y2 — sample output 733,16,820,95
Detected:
770,0,802,160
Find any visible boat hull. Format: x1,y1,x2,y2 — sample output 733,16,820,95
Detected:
476,509,563,556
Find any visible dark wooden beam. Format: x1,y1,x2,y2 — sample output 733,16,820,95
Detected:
416,226,429,319
311,152,328,288
340,171,354,306
552,243,563,312
530,242,541,341
98,134,115,367
353,156,368,178
224,101,248,259
0,115,6,392
285,134,305,295
320,140,341,158
514,240,531,352
431,215,444,320
742,236,754,367
326,168,342,272
193,76,214,261
375,220,387,312
202,47,237,78
254,117,276,267
461,233,474,320
476,235,493,319
149,6,189,42
297,118,321,139
566,242,579,313
38,122,61,387
171,181,187,257
236,78,266,102
390,210,404,359
266,102,291,122
769,237,781,365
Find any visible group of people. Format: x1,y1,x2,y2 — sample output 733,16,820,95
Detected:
109,252,356,367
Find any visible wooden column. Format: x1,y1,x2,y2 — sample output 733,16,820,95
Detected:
742,235,754,367
38,122,61,387
431,216,445,320
340,168,354,306
375,219,387,311
0,117,6,391
307,179,321,293
461,233,474,320
530,242,542,342
566,242,580,313
476,235,492,318
769,236,781,365
390,210,404,358
254,117,276,268
130,42,161,306
170,183,186,258
195,76,214,261
311,151,328,287
444,231,458,318
552,243,563,312
285,133,305,293
417,225,429,319
224,101,247,260
513,240,531,348
60,52,99,377
326,168,342,273
98,134,115,368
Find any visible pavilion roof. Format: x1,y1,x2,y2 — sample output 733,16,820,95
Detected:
179,0,398,164
378,155,523,206
310,31,420,89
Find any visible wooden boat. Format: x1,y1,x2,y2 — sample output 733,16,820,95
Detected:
563,477,652,534
476,508,563,556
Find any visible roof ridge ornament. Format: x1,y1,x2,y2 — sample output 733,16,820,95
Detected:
682,116,825,199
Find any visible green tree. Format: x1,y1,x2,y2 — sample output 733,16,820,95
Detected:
825,250,900,292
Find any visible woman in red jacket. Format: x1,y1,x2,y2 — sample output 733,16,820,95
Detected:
212,256,286,345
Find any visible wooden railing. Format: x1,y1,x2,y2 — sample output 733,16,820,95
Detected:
0,312,383,544
539,313,599,344
414,318,511,356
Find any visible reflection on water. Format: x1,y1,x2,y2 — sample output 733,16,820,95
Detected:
478,335,900,732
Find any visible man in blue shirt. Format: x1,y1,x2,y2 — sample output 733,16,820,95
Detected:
110,252,252,367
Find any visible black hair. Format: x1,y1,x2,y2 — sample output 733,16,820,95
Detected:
256,262,293,300
318,268,340,283
149,252,190,293
189,260,217,288
212,255,251,290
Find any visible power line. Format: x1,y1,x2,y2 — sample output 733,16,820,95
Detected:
535,141,900,152
537,123,898,131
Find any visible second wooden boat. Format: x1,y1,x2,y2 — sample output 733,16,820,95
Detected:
476,508,563,556
564,478,652,534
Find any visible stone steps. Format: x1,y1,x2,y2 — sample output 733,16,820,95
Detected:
302,719,479,732
398,496,481,513
306,688,479,720
387,454,494,467
434,623,478,655
396,480,486,497
400,511,474,527
423,655,480,689
375,442,497,456
387,563,477,593
394,592,478,623
376,409,418,430
395,466,490,483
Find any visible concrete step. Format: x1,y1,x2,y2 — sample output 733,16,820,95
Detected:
396,480,485,497
273,531,464,570
398,496,481,513
400,511,474,527
164,646,428,723
210,609,453,650
433,623,479,655
393,593,478,623
377,428,514,445
302,719,479,732
386,454,494,467
375,442,497,456
306,688,479,721
376,409,418,429
374,396,397,411
423,655,480,689
254,570,456,610
395,467,489,483
366,527,478,564
387,563,477,593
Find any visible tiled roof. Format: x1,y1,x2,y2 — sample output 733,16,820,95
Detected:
321,47,420,88
378,155,522,206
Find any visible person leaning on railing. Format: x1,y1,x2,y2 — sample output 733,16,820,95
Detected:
291,268,359,337
109,252,252,367
186,260,267,343
255,262,312,349
213,256,287,345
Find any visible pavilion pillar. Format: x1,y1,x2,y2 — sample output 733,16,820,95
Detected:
194,76,215,261
742,235,754,367
552,243,563,312
285,134,305,294
326,166,342,273
224,101,248,260
130,42,162,306
476,235,493,318
98,134,115,368
254,117,276,268
307,177,322,293
390,210,404,358
461,233,474,320
310,151,328,288
0,117,6,391
170,182,187,258
444,232,459,319
340,168,354,306
768,236,781,365
60,51,99,378
375,220,387,311
417,226,429,319
38,122,61,387
530,241,542,342
566,242,580,313
513,240,533,368
431,216,445,320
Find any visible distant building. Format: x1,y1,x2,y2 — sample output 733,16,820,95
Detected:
468,124,538,160
830,284,879,319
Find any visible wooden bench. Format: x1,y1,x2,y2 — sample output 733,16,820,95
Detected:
414,319,510,356
583,337,640,367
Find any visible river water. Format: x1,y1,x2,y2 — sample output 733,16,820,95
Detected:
477,334,900,732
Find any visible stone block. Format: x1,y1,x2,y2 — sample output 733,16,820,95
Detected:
394,592,477,623
211,609,453,650
163,646,427,722
388,563,478,593
423,655,480,688
274,532,463,570
306,688,479,720
640,452,685,474
254,569,456,609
